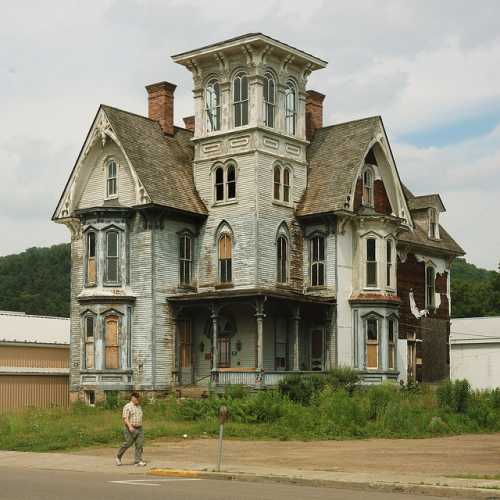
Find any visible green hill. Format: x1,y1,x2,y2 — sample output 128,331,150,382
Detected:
0,245,498,319
0,244,70,318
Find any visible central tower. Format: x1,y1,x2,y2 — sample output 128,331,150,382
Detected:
173,33,327,292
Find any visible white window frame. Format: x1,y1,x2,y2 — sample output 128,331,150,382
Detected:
263,72,275,128
272,164,293,205
365,237,378,288
213,163,237,205
205,79,221,132
179,233,193,286
309,234,326,287
106,159,118,199
362,166,374,207
365,316,379,370
276,234,289,284
83,313,95,370
387,316,398,370
284,80,297,136
233,72,249,127
104,230,120,285
386,238,395,289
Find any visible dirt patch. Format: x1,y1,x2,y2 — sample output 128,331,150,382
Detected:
78,433,500,476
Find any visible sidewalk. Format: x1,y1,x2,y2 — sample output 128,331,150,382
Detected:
1,434,500,498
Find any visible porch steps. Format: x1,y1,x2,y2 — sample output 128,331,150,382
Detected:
175,385,209,399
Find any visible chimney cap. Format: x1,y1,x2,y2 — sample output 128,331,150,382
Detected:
306,89,326,102
145,81,177,94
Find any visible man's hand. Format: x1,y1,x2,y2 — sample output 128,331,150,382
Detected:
128,425,135,433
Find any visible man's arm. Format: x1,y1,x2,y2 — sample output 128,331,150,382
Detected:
123,408,135,432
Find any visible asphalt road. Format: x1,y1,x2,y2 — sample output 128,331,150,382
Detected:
0,468,450,500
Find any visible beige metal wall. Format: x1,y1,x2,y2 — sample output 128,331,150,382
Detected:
0,375,69,411
0,345,69,369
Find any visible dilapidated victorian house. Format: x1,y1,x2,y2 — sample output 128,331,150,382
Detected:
53,34,464,402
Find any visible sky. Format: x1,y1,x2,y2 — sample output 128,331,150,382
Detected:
1,0,499,269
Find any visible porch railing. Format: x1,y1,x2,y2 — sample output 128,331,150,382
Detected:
216,369,327,387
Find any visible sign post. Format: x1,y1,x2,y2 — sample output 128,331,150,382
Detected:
216,405,228,472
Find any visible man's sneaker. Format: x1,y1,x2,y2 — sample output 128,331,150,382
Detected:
135,461,147,467
115,456,122,466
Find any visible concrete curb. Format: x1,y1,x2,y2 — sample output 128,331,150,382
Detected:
148,468,500,499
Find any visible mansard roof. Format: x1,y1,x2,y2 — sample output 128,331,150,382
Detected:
101,105,207,216
297,116,381,216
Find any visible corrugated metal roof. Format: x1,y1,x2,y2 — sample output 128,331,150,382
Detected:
0,312,69,345
451,317,500,344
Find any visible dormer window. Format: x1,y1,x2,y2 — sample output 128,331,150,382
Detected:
429,208,439,239
362,167,373,207
263,72,275,128
233,72,249,127
205,79,221,132
285,80,297,135
106,159,117,198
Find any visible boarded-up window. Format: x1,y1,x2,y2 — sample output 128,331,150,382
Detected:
84,315,95,369
277,236,288,284
388,319,396,370
106,231,119,283
86,232,97,285
366,238,377,287
178,319,192,369
105,315,120,369
218,233,232,283
179,234,192,286
366,318,378,369
310,235,325,286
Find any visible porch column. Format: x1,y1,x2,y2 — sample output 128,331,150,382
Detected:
210,304,220,380
255,298,266,372
170,304,181,386
292,305,301,371
324,305,336,370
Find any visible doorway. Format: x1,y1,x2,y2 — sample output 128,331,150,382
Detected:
310,328,324,371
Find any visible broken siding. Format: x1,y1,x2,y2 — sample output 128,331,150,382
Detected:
70,234,84,390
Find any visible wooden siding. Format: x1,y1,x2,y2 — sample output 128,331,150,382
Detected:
0,375,69,411
0,345,69,369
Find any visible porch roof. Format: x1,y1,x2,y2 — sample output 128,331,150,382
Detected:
167,287,336,305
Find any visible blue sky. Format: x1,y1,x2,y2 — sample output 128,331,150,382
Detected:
1,0,499,269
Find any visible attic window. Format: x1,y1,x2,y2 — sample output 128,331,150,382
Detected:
362,167,374,207
429,208,439,239
106,159,118,198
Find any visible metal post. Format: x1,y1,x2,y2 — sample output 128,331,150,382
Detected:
216,405,228,472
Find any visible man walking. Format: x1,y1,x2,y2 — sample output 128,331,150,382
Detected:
116,392,146,466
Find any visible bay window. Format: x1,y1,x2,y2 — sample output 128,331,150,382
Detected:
388,318,396,370
366,238,377,287
310,235,325,287
105,231,120,284
86,232,97,286
84,315,95,369
366,318,379,369
104,315,120,369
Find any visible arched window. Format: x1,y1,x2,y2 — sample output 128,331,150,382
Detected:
285,80,297,135
362,167,373,207
310,235,325,286
277,235,288,284
215,166,224,202
386,239,393,288
429,208,438,239
205,79,221,132
263,72,275,128
366,317,379,369
233,72,249,127
218,233,232,283
388,318,397,370
366,238,377,287
426,266,436,309
179,234,193,286
106,159,117,198
84,314,95,369
105,231,120,284
104,315,120,369
273,165,281,200
86,231,97,286
226,164,236,200
283,167,291,203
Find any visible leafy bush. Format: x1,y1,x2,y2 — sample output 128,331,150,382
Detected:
437,379,471,413
366,384,398,420
325,367,360,395
278,374,326,405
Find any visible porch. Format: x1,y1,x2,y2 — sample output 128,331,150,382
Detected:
167,289,336,388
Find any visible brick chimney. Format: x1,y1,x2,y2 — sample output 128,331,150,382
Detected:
306,90,326,141
146,81,177,136
183,115,195,132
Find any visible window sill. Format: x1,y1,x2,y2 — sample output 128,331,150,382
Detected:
80,369,132,374
85,283,98,289
103,282,123,288
104,195,119,201
215,283,234,290
213,199,238,207
306,286,327,292
176,285,196,293
272,200,293,209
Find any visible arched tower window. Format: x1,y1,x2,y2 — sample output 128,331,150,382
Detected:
277,235,288,284
310,235,325,286
214,163,237,203
233,72,249,127
226,164,236,200
283,167,291,203
215,166,224,202
263,72,275,128
218,233,232,283
285,80,297,135
205,79,221,132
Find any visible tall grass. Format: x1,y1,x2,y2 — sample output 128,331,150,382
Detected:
1,376,500,452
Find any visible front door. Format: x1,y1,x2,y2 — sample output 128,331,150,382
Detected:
178,319,193,385
310,328,324,371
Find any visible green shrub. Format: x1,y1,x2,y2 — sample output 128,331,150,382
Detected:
103,391,121,410
325,367,360,395
437,379,471,413
278,374,326,405
224,384,249,400
366,384,398,420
